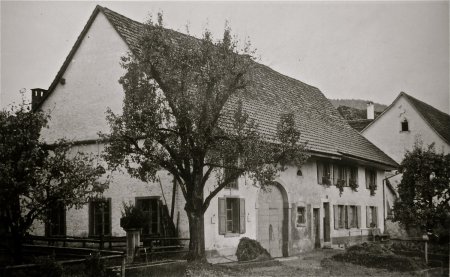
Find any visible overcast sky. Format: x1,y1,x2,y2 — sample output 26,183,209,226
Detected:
1,1,449,113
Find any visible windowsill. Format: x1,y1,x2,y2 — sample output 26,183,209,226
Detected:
224,233,240,237
296,224,306,228
400,130,410,133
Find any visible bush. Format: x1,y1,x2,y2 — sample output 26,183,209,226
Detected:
84,252,106,277
33,256,63,277
235,237,271,262
332,242,426,272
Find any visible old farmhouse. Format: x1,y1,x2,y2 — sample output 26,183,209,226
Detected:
31,6,398,257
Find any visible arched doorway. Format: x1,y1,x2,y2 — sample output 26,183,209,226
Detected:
257,182,288,257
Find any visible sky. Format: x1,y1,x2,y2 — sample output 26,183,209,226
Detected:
1,1,449,113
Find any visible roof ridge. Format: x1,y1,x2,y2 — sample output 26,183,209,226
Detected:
401,91,450,116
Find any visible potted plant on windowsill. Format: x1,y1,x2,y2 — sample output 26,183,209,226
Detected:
322,176,331,186
120,202,148,262
349,178,358,192
336,179,346,196
120,202,148,231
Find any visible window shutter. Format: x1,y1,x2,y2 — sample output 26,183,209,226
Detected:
374,206,378,227
88,201,94,236
317,162,323,184
365,169,369,189
333,205,339,230
239,198,246,234
345,206,349,229
356,206,361,228
218,198,226,235
366,206,370,228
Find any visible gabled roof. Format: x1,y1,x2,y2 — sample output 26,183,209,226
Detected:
362,92,450,145
36,5,398,169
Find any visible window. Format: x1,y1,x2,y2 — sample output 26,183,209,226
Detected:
297,206,306,226
366,206,378,228
317,161,332,185
401,119,409,132
89,198,111,236
218,198,245,235
348,205,358,228
333,165,347,186
365,168,377,189
136,198,160,235
45,202,66,236
348,167,358,187
334,205,360,229
224,158,239,189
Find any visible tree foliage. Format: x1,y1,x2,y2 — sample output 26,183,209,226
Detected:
0,101,109,262
102,15,309,261
393,142,450,239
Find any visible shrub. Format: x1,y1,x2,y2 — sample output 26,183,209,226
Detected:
332,242,426,272
32,256,63,277
235,237,271,262
84,252,106,277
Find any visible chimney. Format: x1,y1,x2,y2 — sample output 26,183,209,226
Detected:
367,101,374,120
31,88,47,110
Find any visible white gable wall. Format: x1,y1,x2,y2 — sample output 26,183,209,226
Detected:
40,12,128,143
362,95,450,164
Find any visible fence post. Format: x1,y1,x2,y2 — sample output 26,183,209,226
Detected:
422,234,429,264
121,255,126,277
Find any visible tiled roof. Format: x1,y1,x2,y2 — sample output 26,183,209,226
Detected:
402,93,450,144
38,5,399,169
347,119,374,132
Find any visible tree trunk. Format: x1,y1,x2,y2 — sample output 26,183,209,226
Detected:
185,192,207,263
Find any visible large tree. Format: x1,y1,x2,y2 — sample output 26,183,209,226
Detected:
0,101,109,263
102,16,309,262
393,142,450,241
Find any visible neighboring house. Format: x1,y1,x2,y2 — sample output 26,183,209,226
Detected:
31,6,398,257
362,92,450,164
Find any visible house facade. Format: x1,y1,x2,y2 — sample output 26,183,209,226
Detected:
31,6,397,257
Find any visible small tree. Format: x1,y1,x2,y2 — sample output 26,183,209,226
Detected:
393,142,450,241
102,16,309,262
0,101,109,263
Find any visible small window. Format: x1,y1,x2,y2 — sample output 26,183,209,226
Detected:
338,205,345,229
348,167,358,187
218,198,245,235
89,198,111,236
296,206,306,226
401,119,409,132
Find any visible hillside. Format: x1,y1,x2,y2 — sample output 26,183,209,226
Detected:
328,99,387,113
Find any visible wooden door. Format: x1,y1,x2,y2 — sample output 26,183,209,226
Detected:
313,208,320,248
323,203,330,242
257,185,284,257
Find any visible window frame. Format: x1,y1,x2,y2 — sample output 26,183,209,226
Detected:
296,206,306,227
89,198,112,237
224,157,239,190
401,119,409,132
365,168,377,189
317,160,332,185
218,197,245,235
135,196,161,236
45,201,66,237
